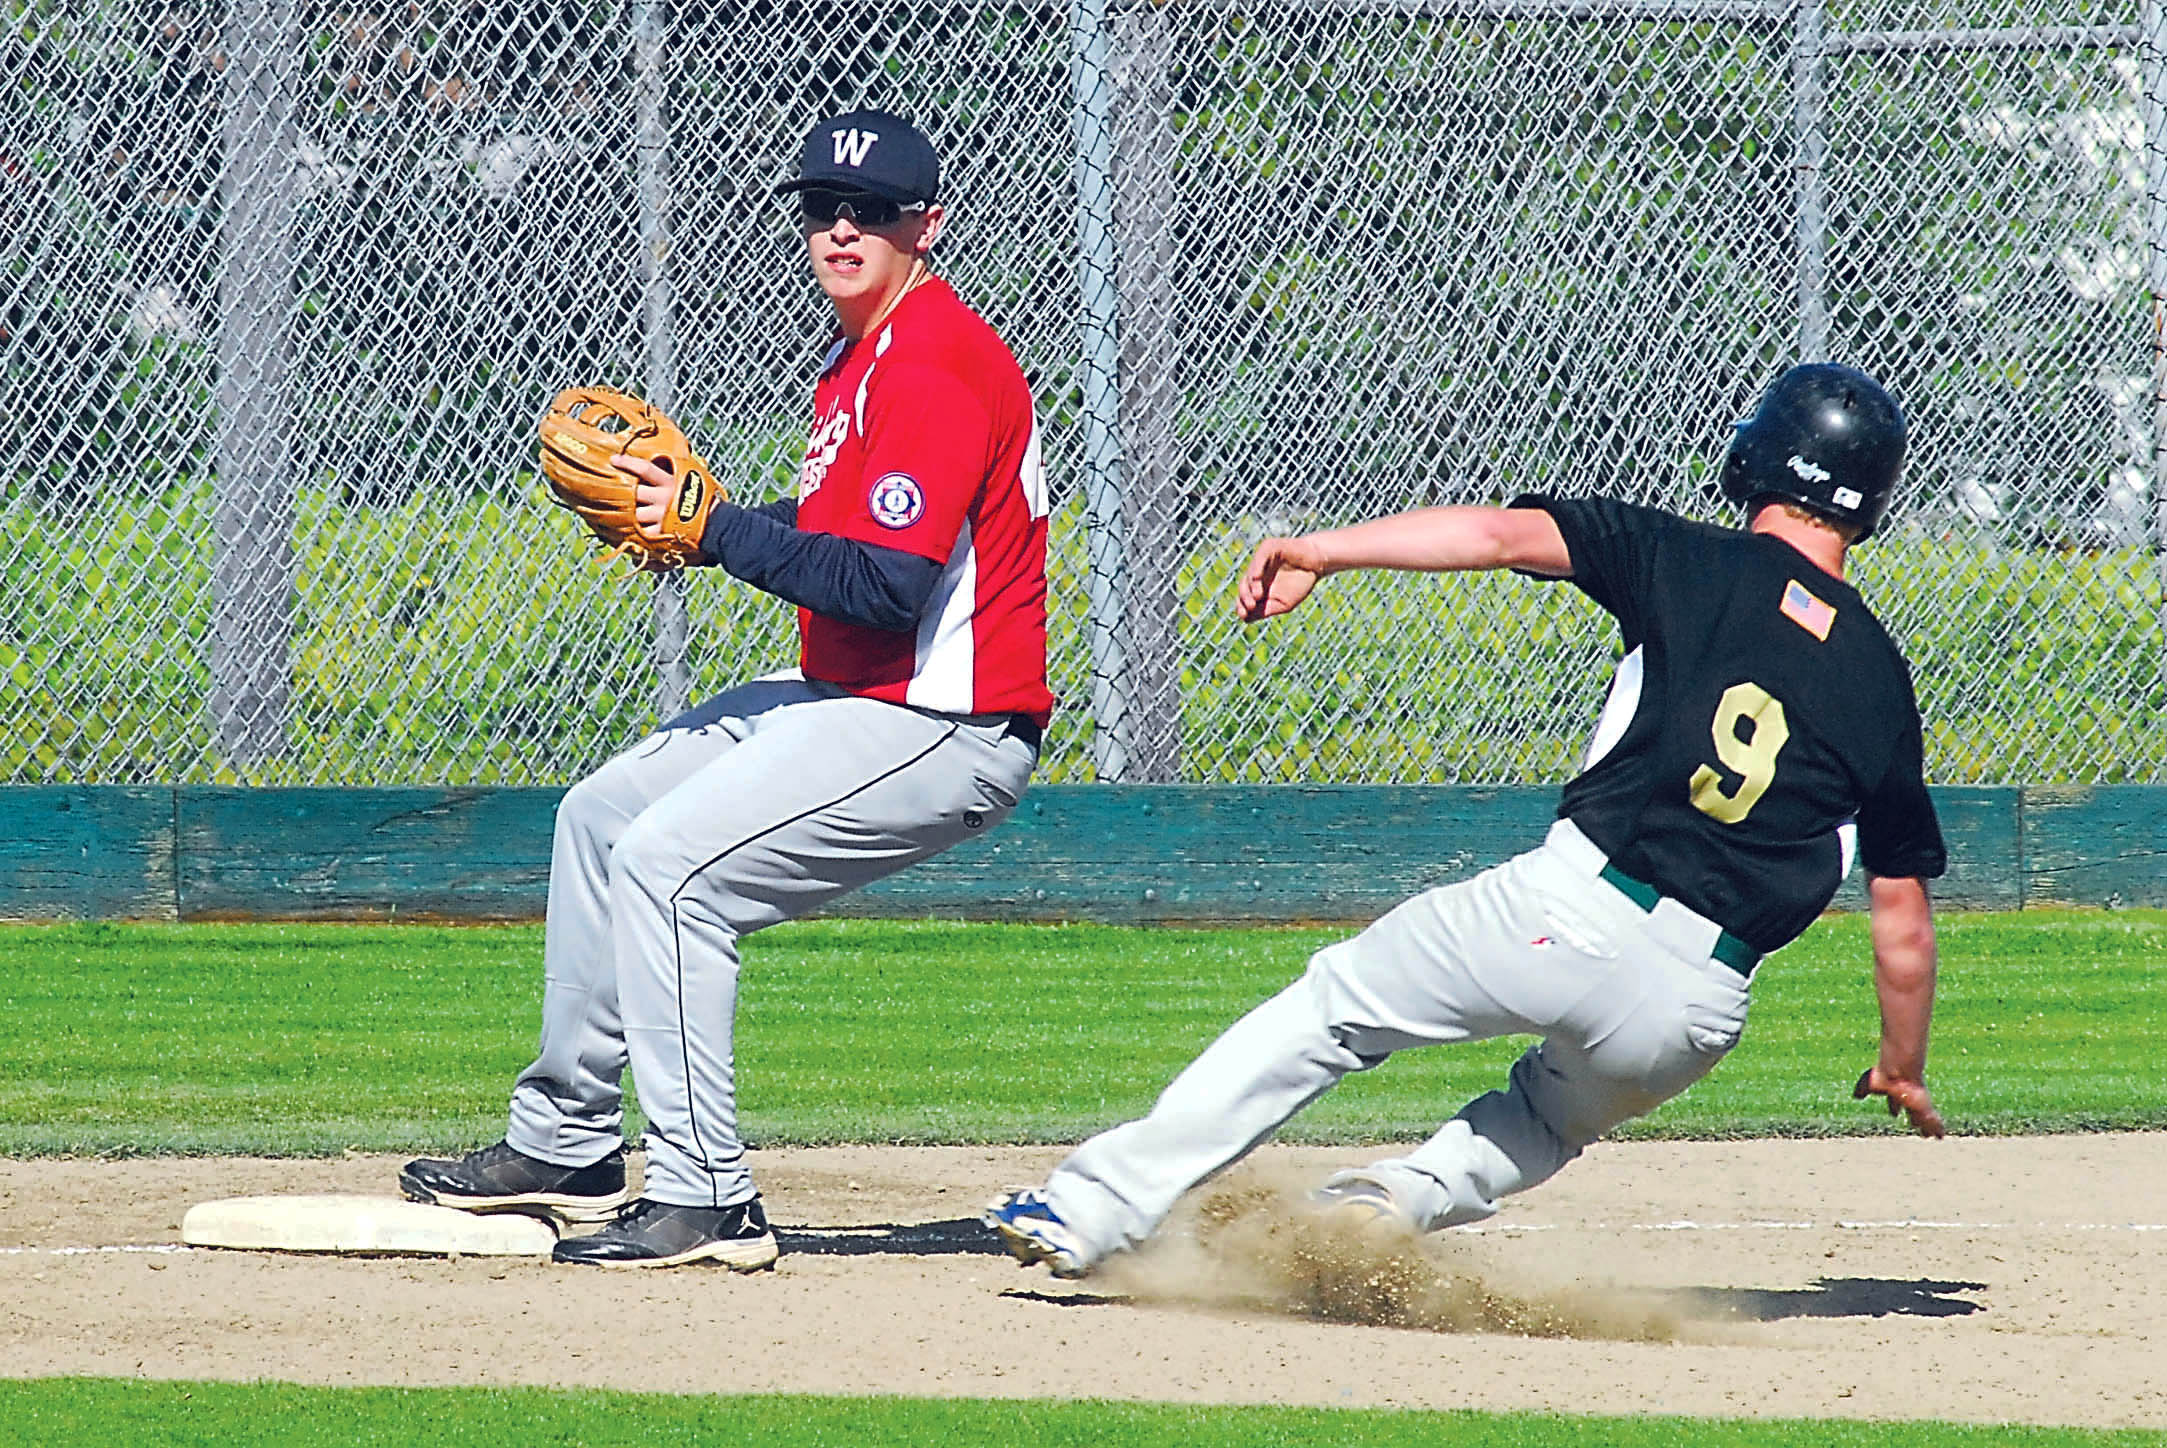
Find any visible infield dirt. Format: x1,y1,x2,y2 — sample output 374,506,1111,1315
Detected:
2,1135,2163,1427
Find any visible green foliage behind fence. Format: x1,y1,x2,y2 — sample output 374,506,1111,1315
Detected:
5,480,2161,786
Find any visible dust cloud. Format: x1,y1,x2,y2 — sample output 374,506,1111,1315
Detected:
1094,1167,1679,1342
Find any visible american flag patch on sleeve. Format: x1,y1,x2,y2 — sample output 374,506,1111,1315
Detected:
1781,579,1837,641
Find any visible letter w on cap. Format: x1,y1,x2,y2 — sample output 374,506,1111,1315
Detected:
831,128,879,167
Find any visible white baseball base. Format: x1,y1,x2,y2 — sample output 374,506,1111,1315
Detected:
181,1194,558,1256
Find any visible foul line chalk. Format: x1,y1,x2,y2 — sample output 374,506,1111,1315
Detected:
0,1244,190,1256
1461,1219,2167,1235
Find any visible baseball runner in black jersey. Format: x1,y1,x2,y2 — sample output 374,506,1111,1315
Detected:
988,362,1947,1277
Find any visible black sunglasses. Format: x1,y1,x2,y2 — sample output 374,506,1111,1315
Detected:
796,188,926,229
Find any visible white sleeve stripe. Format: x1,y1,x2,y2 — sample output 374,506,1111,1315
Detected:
1020,416,1048,520
853,362,876,438
1581,646,1644,771
906,519,977,712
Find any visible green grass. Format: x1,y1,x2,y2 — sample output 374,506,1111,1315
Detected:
1,912,2161,1156
3,1381,2163,1447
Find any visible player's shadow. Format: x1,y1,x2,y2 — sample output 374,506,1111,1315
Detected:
775,1218,1007,1258
998,1288,1129,1307
1668,1276,1987,1321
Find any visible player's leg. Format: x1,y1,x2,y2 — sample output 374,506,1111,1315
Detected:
402,674,821,1217
1358,978,1740,1231
507,674,831,1160
1006,844,1561,1271
556,691,1032,1264
1352,853,1751,1231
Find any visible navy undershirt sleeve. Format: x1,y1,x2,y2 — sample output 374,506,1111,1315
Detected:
698,500,941,633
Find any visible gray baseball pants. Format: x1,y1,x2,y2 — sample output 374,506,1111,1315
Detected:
504,672,1036,1207
1040,818,1753,1262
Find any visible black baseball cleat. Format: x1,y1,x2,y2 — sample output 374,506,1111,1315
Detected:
399,1140,630,1225
551,1196,781,1270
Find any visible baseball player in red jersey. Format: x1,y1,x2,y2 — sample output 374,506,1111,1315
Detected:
402,109,1051,1268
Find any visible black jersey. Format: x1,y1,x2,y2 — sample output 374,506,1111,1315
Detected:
1515,495,1946,953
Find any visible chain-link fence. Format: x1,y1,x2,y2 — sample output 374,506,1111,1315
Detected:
3,0,2161,787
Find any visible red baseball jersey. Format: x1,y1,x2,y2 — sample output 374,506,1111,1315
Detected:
793,277,1053,725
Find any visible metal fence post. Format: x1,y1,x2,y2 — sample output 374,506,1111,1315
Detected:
1792,0,1830,361
1073,0,1131,779
1110,0,1183,781
2146,0,2167,636
211,0,299,771
636,0,691,722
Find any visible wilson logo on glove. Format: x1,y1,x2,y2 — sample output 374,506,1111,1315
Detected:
674,473,709,523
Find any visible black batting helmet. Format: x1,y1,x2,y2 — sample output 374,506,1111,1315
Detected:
1720,363,1906,540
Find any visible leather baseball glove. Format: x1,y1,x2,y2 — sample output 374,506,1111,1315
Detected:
537,385,723,570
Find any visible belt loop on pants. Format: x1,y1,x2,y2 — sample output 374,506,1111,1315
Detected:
1595,861,1762,978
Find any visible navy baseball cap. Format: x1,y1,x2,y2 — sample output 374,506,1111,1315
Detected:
773,109,940,207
